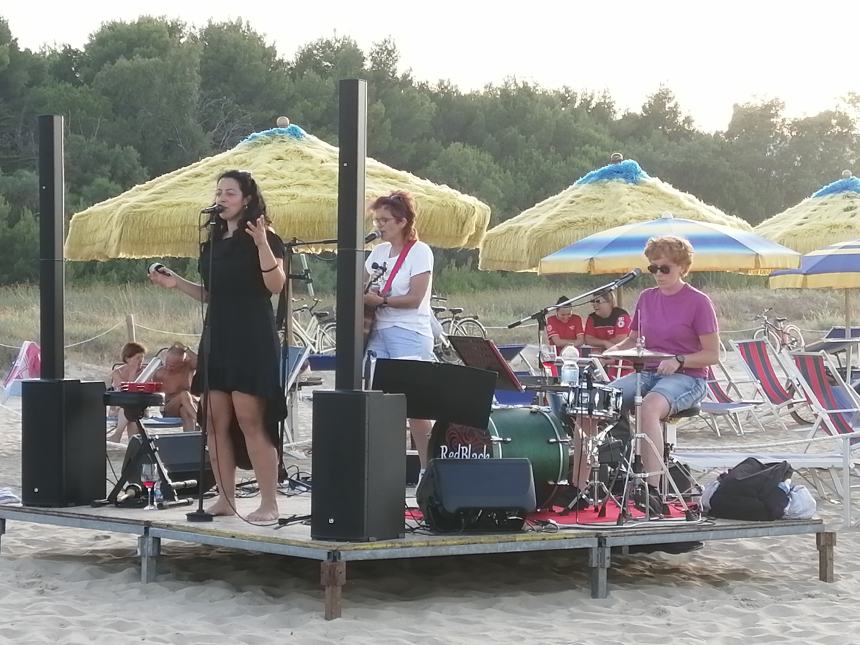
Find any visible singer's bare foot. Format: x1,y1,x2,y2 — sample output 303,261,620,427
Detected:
206,498,236,516
248,503,279,522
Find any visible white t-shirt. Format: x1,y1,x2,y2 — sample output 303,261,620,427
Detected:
365,240,434,337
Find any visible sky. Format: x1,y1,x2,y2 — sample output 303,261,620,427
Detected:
3,1,858,133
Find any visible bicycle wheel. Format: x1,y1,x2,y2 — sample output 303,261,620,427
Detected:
440,317,456,336
434,336,461,364
782,324,805,351
317,321,337,354
753,327,781,352
452,317,487,338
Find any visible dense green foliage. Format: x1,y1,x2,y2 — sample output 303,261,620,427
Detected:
0,16,858,287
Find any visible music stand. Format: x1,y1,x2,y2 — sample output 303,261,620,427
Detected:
371,359,496,428
446,336,524,392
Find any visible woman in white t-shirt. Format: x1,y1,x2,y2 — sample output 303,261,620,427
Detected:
364,191,434,469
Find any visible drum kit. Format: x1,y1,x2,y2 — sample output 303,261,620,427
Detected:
428,344,702,524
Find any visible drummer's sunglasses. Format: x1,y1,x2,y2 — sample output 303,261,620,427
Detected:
647,264,672,274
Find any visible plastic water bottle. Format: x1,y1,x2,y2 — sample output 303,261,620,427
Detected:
560,359,580,386
152,470,164,506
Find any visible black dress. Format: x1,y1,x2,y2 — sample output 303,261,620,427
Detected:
192,229,287,468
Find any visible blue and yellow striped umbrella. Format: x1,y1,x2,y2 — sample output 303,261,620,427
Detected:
770,239,860,365
769,239,860,289
539,213,800,275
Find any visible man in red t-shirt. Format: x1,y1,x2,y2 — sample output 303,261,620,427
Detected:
546,296,584,350
584,292,632,379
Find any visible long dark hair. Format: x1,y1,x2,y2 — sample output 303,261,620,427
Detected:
207,169,270,242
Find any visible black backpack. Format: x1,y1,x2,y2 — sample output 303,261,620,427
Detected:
709,457,792,521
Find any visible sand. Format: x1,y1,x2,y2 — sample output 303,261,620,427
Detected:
0,352,857,644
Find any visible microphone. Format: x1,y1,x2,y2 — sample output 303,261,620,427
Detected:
200,204,225,226
147,262,171,276
298,253,315,298
364,230,381,243
613,268,642,288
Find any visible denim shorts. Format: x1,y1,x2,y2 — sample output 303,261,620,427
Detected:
610,371,707,416
366,325,435,361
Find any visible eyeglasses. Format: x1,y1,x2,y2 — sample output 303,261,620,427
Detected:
372,217,394,226
647,264,672,275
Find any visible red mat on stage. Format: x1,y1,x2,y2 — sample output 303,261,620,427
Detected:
406,501,691,525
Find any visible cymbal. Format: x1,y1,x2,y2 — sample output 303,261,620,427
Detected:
603,348,675,363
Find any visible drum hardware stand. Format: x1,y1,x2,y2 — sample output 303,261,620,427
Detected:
607,346,699,525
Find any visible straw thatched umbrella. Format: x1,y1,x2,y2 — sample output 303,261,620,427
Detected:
755,172,860,254
478,158,752,272
65,123,491,260
539,213,799,275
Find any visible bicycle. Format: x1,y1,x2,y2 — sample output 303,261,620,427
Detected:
432,295,488,339
292,299,337,354
753,308,805,352
430,297,460,364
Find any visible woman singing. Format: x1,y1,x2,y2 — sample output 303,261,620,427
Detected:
607,235,719,510
364,191,435,474
148,169,287,522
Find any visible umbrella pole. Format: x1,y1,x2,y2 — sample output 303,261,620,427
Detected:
846,289,852,378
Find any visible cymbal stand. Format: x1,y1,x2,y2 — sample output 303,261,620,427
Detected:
615,350,697,524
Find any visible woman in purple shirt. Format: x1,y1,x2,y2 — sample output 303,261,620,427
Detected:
606,235,719,510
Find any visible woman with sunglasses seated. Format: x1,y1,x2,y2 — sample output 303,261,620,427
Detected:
604,235,719,512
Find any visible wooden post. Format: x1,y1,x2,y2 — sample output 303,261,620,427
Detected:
126,314,136,342
321,558,346,620
817,531,836,583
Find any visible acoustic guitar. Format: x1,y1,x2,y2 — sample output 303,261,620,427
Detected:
363,261,387,346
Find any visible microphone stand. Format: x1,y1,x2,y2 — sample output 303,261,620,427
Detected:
187,218,218,522
506,278,626,381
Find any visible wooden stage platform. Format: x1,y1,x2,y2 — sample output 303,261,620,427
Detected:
0,495,835,619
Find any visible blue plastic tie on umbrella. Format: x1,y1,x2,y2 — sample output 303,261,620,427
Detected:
241,124,307,144
811,176,860,198
573,159,650,186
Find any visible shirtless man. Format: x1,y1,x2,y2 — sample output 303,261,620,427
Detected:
153,343,198,431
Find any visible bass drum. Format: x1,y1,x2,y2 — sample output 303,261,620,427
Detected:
428,407,570,508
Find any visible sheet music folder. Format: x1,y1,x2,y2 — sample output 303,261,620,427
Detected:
372,360,496,428
446,336,524,392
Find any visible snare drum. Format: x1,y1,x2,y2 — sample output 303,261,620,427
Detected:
429,407,569,508
554,384,622,420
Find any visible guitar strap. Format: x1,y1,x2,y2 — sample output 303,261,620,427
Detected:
380,239,416,296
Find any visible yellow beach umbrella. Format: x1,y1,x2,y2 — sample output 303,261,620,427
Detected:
65,123,491,260
478,159,752,272
755,171,860,254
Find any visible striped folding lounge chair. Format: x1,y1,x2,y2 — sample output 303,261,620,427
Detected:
731,338,810,430
698,366,766,437
678,351,860,524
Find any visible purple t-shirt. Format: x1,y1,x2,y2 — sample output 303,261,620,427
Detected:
630,283,719,379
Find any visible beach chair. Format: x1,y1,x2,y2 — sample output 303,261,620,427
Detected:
677,350,860,524
804,327,860,383
698,366,766,437
731,338,810,431
281,344,313,446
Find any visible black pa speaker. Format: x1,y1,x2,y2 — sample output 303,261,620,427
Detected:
120,432,216,498
416,458,536,532
311,390,407,541
22,379,106,507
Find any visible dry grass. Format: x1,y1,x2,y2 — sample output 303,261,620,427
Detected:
0,282,852,371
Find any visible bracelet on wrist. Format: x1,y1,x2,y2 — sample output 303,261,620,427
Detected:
261,264,279,273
